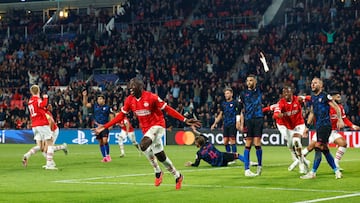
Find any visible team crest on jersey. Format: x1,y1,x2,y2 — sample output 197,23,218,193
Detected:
103,107,106,110
230,103,233,107
144,102,149,107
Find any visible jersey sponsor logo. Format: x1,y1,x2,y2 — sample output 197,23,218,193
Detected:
134,109,151,116
283,109,299,116
143,102,149,107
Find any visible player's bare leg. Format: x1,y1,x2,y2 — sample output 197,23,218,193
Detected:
44,139,57,170
334,137,347,171
117,137,125,157
155,150,183,189
293,135,307,174
22,140,43,167
128,133,141,156
288,146,299,171
140,137,163,186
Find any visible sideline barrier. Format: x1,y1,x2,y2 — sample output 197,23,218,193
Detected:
0,129,359,148
0,129,147,145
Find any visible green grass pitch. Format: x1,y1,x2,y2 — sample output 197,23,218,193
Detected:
0,144,359,203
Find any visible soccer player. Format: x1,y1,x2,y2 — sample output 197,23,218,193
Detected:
83,90,114,162
272,86,309,174
116,116,140,157
185,134,246,167
211,87,243,157
23,85,57,170
23,104,68,168
239,74,264,177
300,78,344,179
263,103,308,172
94,77,201,190
302,90,359,171
44,104,68,155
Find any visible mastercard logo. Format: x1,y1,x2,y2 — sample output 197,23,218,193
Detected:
175,131,195,145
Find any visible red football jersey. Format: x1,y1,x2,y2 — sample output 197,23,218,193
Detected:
329,104,346,130
28,95,49,127
121,91,166,134
274,95,305,129
46,110,58,131
118,117,135,133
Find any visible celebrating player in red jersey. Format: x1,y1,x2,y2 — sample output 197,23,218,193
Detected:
94,78,201,190
22,103,68,169
22,85,57,170
272,86,309,174
302,90,359,171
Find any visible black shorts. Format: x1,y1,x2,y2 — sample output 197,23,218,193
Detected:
96,129,109,140
316,125,331,144
245,118,264,138
221,152,236,166
223,125,237,138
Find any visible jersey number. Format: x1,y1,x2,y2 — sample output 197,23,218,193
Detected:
208,151,218,159
28,104,37,117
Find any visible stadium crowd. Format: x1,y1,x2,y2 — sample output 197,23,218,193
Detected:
0,0,359,131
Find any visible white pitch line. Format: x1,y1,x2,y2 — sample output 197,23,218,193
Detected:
293,193,360,203
53,165,360,194
54,179,360,195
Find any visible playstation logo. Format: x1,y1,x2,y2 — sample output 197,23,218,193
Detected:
72,130,89,144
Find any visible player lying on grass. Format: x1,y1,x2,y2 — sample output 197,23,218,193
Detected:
185,128,257,167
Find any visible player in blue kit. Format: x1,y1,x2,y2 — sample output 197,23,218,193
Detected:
185,134,246,167
211,87,243,158
239,74,264,177
83,90,114,162
300,77,344,179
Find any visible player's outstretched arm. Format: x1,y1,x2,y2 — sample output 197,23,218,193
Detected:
82,90,92,108
185,118,201,128
329,101,345,129
93,111,126,135
259,52,269,72
185,158,200,167
164,105,202,128
211,111,223,130
93,125,105,135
